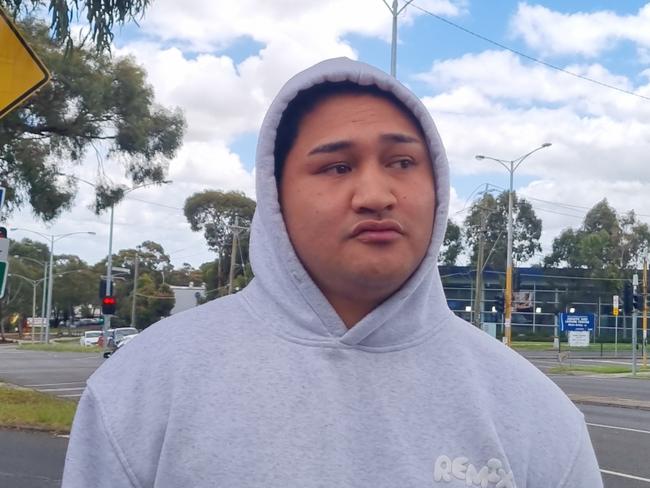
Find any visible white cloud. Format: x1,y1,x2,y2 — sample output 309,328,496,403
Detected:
510,2,650,58
137,0,464,51
416,50,650,117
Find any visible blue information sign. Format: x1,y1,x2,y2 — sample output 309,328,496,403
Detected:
559,313,595,332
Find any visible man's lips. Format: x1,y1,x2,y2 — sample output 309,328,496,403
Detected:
350,220,404,243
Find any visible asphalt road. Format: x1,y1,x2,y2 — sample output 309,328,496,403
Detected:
2,344,650,487
0,345,103,400
1,404,647,488
0,430,67,488
580,404,650,487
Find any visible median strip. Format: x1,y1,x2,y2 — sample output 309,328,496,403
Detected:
570,394,650,411
0,383,76,433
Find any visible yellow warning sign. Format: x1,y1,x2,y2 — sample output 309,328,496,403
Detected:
0,7,50,119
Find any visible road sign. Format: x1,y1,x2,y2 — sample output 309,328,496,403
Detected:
0,261,6,298
568,330,590,347
613,295,619,316
0,7,50,119
559,313,595,332
0,238,7,298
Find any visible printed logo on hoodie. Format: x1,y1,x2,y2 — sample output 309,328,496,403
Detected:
433,455,516,487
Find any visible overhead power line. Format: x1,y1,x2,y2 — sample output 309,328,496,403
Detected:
411,3,650,103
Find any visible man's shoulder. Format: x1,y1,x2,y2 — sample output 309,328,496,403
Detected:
87,293,248,391
442,316,580,417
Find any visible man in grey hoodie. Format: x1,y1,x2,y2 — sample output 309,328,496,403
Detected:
62,58,602,488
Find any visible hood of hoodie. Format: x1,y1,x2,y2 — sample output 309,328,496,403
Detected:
246,57,454,351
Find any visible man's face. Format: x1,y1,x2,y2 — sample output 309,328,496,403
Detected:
280,93,435,302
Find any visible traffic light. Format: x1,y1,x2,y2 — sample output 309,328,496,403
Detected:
623,282,633,314
99,278,115,299
494,293,504,314
633,293,644,311
0,227,6,238
102,296,116,315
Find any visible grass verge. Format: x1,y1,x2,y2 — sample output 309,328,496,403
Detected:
512,341,634,352
18,343,100,353
0,385,76,432
549,365,650,375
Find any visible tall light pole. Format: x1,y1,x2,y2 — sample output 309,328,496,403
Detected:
12,255,48,321
10,228,96,343
62,174,171,344
475,143,552,346
382,0,413,77
7,272,43,341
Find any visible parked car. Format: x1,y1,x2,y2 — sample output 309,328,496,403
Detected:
80,330,102,347
102,327,139,358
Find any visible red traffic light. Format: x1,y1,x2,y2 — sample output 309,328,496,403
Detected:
102,296,116,315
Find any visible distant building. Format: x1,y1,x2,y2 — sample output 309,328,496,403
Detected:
169,282,206,315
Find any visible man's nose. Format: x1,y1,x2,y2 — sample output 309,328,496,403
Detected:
350,165,398,214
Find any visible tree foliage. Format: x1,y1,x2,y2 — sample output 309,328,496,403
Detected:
439,219,463,266
464,191,542,269
1,0,150,52
544,199,650,278
184,190,256,295
0,19,185,220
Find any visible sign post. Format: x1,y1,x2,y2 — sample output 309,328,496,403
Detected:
0,7,51,119
613,295,619,356
560,313,595,349
0,235,8,299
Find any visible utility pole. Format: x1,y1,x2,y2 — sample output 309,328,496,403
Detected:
641,257,648,368
228,216,240,295
632,273,639,376
473,184,490,328
382,0,413,77
130,252,139,328
475,143,552,346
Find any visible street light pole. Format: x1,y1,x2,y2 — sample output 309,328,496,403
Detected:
475,143,552,346
11,228,96,343
382,0,413,77
13,254,48,322
7,273,41,340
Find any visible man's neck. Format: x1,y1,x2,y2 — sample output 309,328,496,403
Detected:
324,289,392,329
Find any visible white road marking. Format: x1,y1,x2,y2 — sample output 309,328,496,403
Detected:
600,469,650,483
24,382,86,387
587,422,650,435
574,359,632,365
37,387,85,392
59,393,82,398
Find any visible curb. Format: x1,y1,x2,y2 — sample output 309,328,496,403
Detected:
569,394,650,411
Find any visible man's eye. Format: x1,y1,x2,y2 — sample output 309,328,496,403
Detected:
324,164,351,174
390,159,414,169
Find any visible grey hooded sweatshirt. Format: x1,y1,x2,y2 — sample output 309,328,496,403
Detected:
62,58,602,488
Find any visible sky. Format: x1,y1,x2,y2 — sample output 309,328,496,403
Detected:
9,0,650,269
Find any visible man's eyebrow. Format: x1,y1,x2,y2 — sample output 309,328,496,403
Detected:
380,133,422,144
306,133,422,156
307,140,352,156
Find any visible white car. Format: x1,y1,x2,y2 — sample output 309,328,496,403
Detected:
80,330,102,347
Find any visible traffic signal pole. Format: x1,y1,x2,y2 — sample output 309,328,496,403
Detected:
102,204,115,356
632,274,639,376
643,258,648,368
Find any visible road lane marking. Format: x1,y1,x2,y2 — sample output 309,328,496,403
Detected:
587,422,650,435
37,387,85,392
574,359,632,365
600,469,650,483
24,382,86,387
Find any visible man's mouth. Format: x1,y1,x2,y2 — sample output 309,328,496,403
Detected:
351,220,403,243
